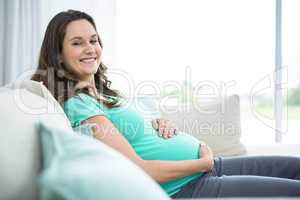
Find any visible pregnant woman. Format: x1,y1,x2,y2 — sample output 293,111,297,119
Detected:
31,9,300,198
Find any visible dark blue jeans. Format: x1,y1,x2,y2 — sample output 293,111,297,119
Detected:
172,156,300,198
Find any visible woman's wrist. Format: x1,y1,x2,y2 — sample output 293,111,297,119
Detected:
197,157,214,173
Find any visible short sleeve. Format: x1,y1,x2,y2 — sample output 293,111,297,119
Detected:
63,93,106,128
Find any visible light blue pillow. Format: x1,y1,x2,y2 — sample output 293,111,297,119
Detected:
36,121,170,200
72,123,96,138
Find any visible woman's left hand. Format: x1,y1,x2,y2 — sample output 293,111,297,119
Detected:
198,142,214,172
152,118,178,139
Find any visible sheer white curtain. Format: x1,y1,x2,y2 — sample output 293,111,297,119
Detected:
0,0,41,86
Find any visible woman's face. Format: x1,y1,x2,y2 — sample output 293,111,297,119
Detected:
61,19,102,81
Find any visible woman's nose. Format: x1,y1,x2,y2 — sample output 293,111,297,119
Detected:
84,43,95,54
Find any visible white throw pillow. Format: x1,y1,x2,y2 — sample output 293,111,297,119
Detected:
160,95,246,156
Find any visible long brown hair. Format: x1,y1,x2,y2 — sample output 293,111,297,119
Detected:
31,10,122,108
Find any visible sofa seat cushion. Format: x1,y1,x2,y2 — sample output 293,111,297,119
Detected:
246,144,300,156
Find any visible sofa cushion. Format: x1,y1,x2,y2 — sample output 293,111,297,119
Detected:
37,121,170,200
160,95,246,156
5,80,71,126
0,88,72,200
246,144,300,156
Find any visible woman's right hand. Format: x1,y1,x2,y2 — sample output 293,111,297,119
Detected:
199,142,214,172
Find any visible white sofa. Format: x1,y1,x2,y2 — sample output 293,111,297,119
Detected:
0,80,299,200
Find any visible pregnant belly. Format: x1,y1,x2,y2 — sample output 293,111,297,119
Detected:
133,132,201,161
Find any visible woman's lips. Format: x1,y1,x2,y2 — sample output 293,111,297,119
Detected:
80,57,96,63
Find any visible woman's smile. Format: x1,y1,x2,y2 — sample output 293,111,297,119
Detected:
79,56,98,68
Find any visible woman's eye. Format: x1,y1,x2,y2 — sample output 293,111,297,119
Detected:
90,40,98,44
72,42,81,46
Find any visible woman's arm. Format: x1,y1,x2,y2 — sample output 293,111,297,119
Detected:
86,115,212,183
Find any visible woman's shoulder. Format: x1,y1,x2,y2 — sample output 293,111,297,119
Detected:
63,93,108,128
64,93,100,110
73,92,100,102
64,92,126,113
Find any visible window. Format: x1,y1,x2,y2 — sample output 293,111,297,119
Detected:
282,0,300,144
114,0,299,144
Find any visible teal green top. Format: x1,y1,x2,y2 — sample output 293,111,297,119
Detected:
63,93,203,196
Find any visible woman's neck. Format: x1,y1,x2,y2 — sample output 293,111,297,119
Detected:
80,75,96,87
